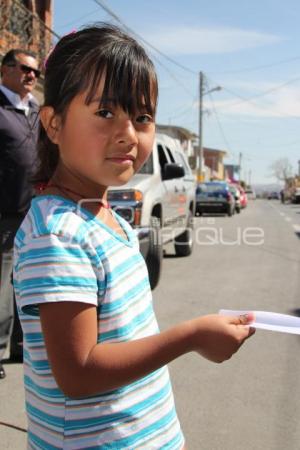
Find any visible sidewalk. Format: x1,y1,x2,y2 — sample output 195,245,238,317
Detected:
0,349,27,449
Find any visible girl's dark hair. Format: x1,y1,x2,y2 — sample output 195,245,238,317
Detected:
36,23,158,182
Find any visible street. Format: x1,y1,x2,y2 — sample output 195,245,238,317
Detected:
1,199,300,449
154,199,300,450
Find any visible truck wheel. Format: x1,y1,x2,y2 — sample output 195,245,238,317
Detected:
146,217,163,290
174,211,193,257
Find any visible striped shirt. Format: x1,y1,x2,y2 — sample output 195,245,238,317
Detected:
13,195,184,449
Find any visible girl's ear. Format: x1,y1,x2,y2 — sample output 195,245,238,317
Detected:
40,106,62,144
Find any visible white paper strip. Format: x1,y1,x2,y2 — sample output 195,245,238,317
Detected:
219,310,300,335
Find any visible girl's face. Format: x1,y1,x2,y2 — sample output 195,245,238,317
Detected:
49,77,156,193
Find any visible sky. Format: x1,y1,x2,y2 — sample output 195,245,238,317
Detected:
53,0,300,185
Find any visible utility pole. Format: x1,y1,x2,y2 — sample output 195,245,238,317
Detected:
197,71,204,183
196,72,221,183
238,152,242,182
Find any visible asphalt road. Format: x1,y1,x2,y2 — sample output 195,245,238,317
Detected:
153,199,300,450
1,199,300,449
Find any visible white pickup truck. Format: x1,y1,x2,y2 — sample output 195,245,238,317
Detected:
108,133,196,289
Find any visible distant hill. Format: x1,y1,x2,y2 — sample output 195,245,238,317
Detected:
252,183,282,194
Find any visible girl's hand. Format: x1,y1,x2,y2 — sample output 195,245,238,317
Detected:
189,313,255,363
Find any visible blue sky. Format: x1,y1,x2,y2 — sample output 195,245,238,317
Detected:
53,0,300,185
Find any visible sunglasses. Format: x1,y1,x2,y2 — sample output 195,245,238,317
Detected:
8,63,41,78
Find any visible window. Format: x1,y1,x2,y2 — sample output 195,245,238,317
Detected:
157,144,168,171
166,147,175,163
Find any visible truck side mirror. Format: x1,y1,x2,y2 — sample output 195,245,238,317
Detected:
163,163,185,180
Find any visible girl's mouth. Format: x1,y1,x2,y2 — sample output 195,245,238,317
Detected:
106,155,135,165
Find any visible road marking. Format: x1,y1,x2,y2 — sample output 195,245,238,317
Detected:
268,203,300,236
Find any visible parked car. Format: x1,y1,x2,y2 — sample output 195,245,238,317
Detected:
268,191,280,200
238,186,248,209
108,133,196,290
229,184,241,213
196,181,235,216
291,187,300,204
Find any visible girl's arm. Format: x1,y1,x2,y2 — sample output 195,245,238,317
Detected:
39,302,254,398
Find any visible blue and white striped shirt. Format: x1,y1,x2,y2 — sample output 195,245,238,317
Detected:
13,195,184,449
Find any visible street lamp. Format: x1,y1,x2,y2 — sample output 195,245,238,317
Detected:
197,71,222,183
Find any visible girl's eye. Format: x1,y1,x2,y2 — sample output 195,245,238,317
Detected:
95,109,113,118
136,114,153,124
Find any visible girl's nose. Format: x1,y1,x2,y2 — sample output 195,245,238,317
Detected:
116,119,138,146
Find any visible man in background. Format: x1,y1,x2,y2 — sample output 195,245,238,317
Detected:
0,49,40,378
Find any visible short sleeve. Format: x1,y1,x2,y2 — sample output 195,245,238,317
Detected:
14,232,102,316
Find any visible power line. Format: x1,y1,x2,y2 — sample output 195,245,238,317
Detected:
56,7,103,30
207,75,300,119
56,1,197,120
91,0,197,99
222,85,300,119
92,0,198,75
251,139,300,149
224,75,300,105
208,55,300,76
205,103,300,148
166,98,198,122
148,51,196,98
208,92,234,157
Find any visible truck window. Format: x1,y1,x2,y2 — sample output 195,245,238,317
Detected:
157,144,168,171
166,147,175,163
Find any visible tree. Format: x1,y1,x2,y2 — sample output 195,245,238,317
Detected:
269,158,293,182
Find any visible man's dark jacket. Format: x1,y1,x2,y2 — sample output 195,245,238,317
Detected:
0,90,39,215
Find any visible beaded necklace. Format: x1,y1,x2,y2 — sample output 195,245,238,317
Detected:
36,182,111,209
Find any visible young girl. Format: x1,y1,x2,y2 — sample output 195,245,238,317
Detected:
13,24,255,449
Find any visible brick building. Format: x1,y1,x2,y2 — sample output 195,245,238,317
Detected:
0,0,57,99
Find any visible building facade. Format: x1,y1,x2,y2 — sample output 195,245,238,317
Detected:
203,147,227,180
156,124,197,158
0,0,56,99
0,0,54,60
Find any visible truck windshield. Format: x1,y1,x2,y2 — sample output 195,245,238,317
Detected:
138,154,154,174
